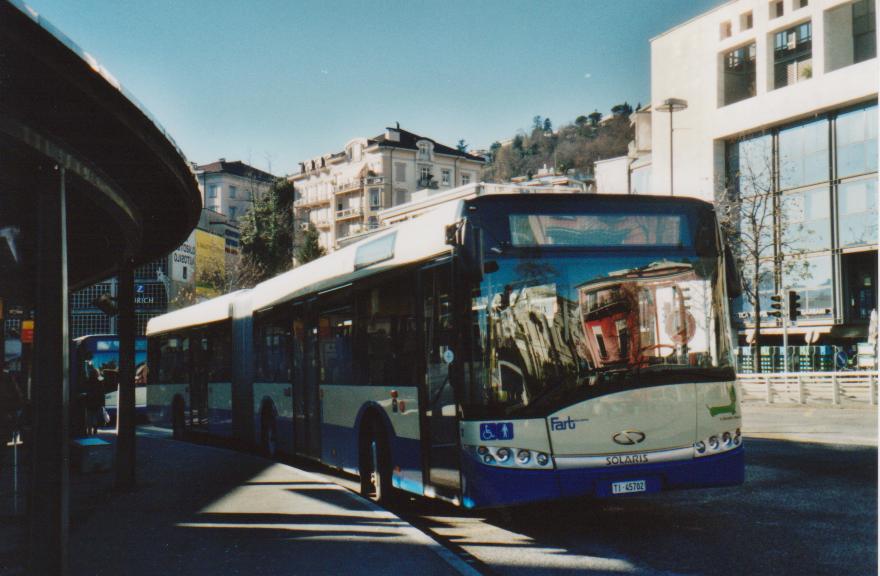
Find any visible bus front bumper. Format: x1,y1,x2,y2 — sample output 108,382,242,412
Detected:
460,446,744,509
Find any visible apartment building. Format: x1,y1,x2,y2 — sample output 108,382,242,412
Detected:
194,159,276,223
290,125,485,251
630,0,877,351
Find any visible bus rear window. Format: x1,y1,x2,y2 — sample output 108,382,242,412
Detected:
508,214,687,248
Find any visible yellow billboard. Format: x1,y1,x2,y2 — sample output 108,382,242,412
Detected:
195,229,226,298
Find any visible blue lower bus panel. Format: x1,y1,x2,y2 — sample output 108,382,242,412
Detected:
461,447,744,508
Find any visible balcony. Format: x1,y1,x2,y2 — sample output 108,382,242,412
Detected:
313,218,331,229
417,178,439,189
295,195,331,208
335,207,363,221
364,176,385,186
333,180,362,195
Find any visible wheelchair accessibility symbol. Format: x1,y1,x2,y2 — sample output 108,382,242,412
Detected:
479,422,514,441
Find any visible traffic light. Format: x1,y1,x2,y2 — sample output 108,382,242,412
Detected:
769,293,784,318
788,290,801,322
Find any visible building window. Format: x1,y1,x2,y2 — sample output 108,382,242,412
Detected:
778,117,829,189
837,105,878,178
395,162,406,182
722,43,757,105
417,141,432,161
741,11,753,30
774,21,813,89
798,0,809,8
771,0,784,18
229,206,237,220
420,166,431,181
441,169,451,186
229,185,237,199
462,173,472,185
781,187,832,253
208,185,220,199
720,21,732,40
838,177,879,247
825,0,877,72
369,188,381,209
783,255,834,319
853,0,877,63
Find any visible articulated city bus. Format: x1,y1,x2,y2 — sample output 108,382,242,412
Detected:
146,194,744,508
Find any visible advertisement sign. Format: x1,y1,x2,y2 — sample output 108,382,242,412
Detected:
195,229,226,298
21,320,33,344
171,231,196,283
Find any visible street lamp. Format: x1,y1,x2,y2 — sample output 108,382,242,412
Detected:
656,98,688,196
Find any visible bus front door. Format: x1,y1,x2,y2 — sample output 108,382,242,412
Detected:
421,264,461,493
302,310,321,459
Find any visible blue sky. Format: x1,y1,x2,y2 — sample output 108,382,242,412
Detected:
25,0,721,176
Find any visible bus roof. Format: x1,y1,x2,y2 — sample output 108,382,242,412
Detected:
146,200,463,336
145,289,250,336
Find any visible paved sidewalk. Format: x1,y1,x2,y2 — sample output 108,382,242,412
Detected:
2,431,466,576
742,402,878,446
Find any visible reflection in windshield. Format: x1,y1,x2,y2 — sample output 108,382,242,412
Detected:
464,256,733,418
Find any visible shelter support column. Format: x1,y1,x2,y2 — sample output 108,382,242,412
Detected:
29,165,69,575
115,259,135,488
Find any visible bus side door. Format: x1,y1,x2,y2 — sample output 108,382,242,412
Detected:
420,262,461,492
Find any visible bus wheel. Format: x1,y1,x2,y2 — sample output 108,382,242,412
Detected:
171,398,185,440
360,422,393,505
261,410,278,458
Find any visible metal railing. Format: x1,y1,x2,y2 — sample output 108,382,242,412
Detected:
738,371,878,405
335,207,362,220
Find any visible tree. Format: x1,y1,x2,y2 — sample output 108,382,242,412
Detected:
588,110,602,126
456,139,469,153
238,178,295,284
296,223,325,264
611,102,633,117
532,116,543,131
575,115,589,128
716,138,807,372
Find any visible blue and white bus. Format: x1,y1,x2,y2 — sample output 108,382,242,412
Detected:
70,334,149,427
146,194,744,508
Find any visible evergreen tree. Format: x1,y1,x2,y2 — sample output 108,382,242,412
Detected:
296,223,326,264
238,178,295,284
456,139,469,153
543,118,552,132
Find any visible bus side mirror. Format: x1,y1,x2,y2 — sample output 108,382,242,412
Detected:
725,245,743,300
445,223,461,246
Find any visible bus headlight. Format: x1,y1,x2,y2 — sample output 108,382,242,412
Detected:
695,440,706,454
734,428,742,445
466,445,553,469
722,432,732,447
708,436,720,450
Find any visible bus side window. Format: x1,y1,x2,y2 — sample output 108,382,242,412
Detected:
318,309,353,385
356,275,417,387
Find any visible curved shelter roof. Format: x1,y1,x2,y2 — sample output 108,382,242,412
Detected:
0,0,201,289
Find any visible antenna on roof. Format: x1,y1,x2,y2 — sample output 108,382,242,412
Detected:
396,122,400,129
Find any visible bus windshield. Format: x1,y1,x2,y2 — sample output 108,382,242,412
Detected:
461,201,734,419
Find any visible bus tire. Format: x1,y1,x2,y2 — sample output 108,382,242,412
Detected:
261,409,278,459
360,419,394,506
171,397,185,440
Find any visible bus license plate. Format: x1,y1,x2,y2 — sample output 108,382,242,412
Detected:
612,480,646,495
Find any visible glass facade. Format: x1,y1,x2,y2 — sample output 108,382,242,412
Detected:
779,119,829,189
726,101,878,332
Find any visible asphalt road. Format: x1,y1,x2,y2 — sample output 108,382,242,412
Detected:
311,437,877,576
